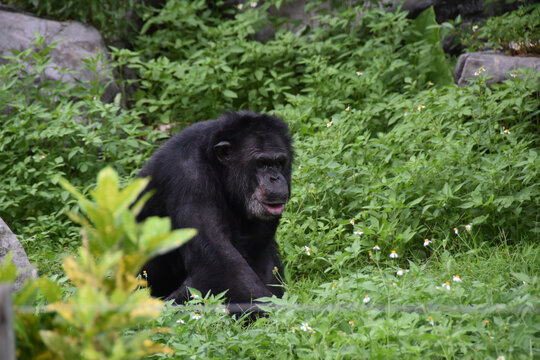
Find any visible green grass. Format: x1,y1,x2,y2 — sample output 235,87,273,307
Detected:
149,240,539,359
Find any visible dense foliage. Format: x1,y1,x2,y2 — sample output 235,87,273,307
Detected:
471,4,540,55
0,0,538,359
0,35,165,259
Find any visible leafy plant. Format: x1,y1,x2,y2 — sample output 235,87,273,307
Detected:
25,167,194,359
459,4,540,55
480,4,540,55
0,35,161,253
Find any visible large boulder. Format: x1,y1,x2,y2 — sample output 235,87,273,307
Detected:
0,218,37,291
454,52,540,86
0,7,120,102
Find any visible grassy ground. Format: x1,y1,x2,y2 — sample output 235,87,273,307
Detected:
145,238,539,359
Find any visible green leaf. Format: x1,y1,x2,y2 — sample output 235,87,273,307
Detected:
223,89,237,99
406,6,453,85
0,251,17,282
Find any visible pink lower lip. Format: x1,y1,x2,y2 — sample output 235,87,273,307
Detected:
263,203,285,215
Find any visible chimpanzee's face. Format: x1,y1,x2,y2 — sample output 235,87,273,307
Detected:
214,134,292,220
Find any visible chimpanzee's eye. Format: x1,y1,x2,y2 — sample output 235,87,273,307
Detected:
276,157,287,170
256,159,270,168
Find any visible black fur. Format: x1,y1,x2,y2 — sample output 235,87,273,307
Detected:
137,111,293,305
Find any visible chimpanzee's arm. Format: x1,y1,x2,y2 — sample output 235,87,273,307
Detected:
165,203,276,304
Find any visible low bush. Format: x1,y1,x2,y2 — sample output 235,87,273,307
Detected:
457,3,540,55
0,35,163,251
280,67,540,278
1,168,195,359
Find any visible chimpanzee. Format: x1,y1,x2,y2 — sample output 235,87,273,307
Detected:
136,111,293,306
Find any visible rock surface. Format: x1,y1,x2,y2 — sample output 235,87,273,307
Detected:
0,218,37,291
0,8,119,102
454,52,540,86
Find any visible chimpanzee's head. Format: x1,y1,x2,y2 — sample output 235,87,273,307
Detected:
214,112,293,220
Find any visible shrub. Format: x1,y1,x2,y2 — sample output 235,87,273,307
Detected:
120,1,453,129
3,167,195,359
458,4,540,55
479,4,540,55
0,35,160,244
279,67,539,278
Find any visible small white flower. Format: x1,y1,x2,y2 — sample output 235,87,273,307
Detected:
345,106,350,111
417,104,425,111
300,322,312,331
363,295,371,304
389,250,398,259
452,275,462,282
453,227,459,235
465,224,472,232
472,25,479,32
474,71,480,76
191,293,199,299
356,71,363,76
39,154,47,160
427,316,434,326
237,3,243,9
497,356,505,360
396,268,404,276
423,238,432,247
350,219,355,225
192,313,202,320
373,245,380,251
441,281,451,290
479,66,486,72
304,246,311,256
403,111,408,117
354,229,364,236
500,126,511,134
176,319,185,324
428,81,434,86
250,1,258,7
326,121,333,127
510,73,517,78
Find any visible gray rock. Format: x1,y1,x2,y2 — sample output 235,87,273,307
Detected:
0,9,120,102
0,218,37,291
454,52,540,86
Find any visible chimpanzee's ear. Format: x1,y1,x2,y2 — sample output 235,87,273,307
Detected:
214,141,232,164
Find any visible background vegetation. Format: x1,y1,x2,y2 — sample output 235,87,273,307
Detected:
0,0,539,358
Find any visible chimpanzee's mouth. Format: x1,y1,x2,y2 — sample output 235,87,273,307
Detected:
262,202,286,215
